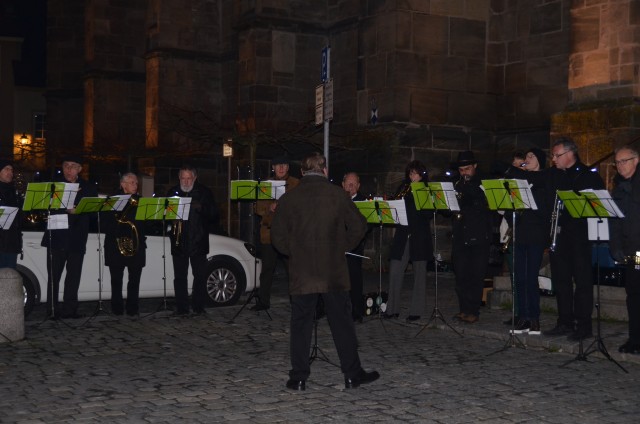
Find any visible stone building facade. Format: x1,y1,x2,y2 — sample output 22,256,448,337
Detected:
43,0,640,239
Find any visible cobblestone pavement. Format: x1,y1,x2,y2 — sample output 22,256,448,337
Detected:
1,271,639,423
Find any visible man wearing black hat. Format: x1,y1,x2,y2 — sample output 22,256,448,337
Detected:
451,151,493,324
41,155,98,318
252,155,299,311
0,159,22,269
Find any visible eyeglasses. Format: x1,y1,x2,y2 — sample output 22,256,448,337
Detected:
614,156,638,166
551,150,570,159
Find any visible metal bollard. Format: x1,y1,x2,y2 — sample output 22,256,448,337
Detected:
0,268,25,342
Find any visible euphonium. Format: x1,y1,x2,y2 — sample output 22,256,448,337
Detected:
549,192,563,252
116,195,140,257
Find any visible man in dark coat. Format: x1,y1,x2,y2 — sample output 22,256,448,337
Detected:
271,152,379,391
609,146,640,354
103,172,146,316
0,159,21,269
451,151,493,323
41,155,98,318
342,171,367,322
167,165,218,315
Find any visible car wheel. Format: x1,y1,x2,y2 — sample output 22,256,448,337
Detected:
18,269,39,317
205,257,246,307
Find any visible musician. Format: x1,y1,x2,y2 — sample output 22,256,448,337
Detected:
103,173,146,316
167,165,218,316
451,151,492,324
270,152,379,391
0,159,21,269
252,155,299,311
384,161,433,322
508,148,550,335
342,172,367,322
41,155,98,319
609,146,640,354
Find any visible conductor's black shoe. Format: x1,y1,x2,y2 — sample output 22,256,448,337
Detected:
567,329,593,341
285,379,306,391
345,369,380,389
250,303,269,311
543,323,574,336
618,341,640,354
405,315,420,322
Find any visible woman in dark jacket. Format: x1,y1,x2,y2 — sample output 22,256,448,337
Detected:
384,160,433,322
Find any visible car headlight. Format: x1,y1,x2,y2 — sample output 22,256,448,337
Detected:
244,242,257,257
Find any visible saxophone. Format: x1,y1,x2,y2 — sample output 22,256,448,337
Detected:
116,195,140,257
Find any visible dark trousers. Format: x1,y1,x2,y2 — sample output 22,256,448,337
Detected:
0,253,17,269
289,292,362,381
453,242,489,317
109,263,143,315
258,243,287,307
513,243,544,320
550,238,593,331
625,265,640,344
172,253,208,313
346,255,364,319
46,248,85,316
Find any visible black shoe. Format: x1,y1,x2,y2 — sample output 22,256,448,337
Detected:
382,313,399,320
510,319,530,334
405,315,420,322
345,369,380,389
618,341,640,354
567,329,593,341
250,303,270,312
528,320,541,335
285,379,306,391
543,323,574,336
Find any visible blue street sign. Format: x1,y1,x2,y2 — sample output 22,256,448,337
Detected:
321,46,328,82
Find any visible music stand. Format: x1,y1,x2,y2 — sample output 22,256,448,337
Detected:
136,196,190,317
557,189,628,373
74,195,130,324
24,182,78,323
308,295,339,367
413,181,463,337
355,199,401,331
482,178,537,353
229,179,283,322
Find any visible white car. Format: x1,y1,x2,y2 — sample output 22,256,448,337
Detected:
17,229,262,316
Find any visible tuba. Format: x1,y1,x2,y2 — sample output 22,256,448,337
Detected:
116,195,140,257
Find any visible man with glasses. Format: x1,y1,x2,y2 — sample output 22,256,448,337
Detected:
609,146,640,354
545,138,605,340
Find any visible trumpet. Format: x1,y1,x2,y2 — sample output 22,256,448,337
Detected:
549,192,563,252
393,182,412,199
172,219,183,247
116,195,140,257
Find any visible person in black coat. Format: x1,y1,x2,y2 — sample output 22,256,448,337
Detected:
508,148,550,335
0,159,21,269
451,151,493,324
167,165,218,315
103,173,146,316
609,146,640,354
342,172,367,322
41,155,98,318
384,160,433,322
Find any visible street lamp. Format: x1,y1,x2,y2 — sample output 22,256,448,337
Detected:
223,140,233,236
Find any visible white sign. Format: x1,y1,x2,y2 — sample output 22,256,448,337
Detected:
315,84,324,125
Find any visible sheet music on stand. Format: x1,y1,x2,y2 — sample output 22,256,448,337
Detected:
355,200,398,224
230,180,286,200
0,206,18,229
23,182,79,211
481,179,537,211
74,195,131,214
135,196,191,221
557,189,624,242
411,181,460,211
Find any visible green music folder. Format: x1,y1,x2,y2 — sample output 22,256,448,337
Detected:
481,179,536,211
557,189,624,218
23,182,79,211
355,200,397,224
230,180,286,200
135,197,189,220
